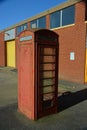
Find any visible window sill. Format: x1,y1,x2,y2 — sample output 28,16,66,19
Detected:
50,24,75,31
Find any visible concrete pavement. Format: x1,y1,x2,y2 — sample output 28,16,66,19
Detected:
0,67,87,130
0,67,17,107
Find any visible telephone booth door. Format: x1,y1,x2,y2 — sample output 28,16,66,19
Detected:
35,30,58,118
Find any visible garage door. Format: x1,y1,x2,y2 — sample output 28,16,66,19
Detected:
6,41,15,67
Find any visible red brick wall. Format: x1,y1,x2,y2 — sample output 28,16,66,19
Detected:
46,14,50,29
53,1,86,83
0,1,86,84
0,31,5,66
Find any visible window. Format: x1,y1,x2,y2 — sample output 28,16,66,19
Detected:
30,19,37,28
30,16,46,29
85,0,87,21
50,11,60,29
62,5,75,26
16,23,28,35
38,16,46,28
50,5,75,29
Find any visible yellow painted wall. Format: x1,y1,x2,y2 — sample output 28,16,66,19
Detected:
6,41,15,67
85,49,87,82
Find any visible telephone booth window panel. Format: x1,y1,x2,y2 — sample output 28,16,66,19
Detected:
40,71,55,78
40,48,56,55
40,56,55,63
40,64,55,71
38,46,58,110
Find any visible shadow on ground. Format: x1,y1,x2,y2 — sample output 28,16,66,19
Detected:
58,88,87,112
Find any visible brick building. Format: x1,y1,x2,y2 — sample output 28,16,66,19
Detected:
0,0,87,83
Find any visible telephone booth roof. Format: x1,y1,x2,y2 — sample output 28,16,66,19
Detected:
17,29,59,45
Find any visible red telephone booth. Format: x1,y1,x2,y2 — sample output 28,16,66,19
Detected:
17,29,59,120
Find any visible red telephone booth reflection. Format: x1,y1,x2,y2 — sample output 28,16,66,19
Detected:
17,29,59,120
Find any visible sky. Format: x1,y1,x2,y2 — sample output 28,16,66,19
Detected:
0,0,67,30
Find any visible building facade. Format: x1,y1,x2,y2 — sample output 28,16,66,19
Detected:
0,0,87,83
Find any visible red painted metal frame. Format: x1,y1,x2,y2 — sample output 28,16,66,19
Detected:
17,29,59,120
